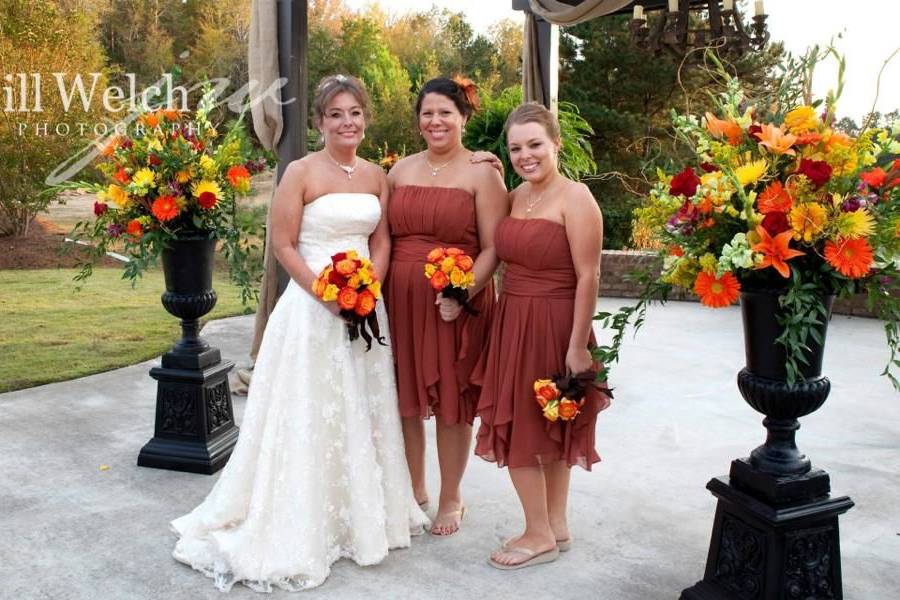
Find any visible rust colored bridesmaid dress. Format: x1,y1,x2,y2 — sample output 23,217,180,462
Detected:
474,217,608,470
387,185,495,426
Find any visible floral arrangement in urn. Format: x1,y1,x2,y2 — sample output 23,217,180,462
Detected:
629,52,899,387
68,89,270,303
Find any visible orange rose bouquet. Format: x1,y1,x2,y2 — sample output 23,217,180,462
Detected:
424,246,478,315
312,250,386,351
534,372,605,423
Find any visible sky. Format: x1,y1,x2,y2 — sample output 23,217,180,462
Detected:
342,0,899,122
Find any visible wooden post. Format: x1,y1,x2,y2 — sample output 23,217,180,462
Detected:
274,0,308,293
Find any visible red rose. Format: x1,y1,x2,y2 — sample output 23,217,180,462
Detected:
149,154,161,166
93,201,108,216
669,167,701,197
796,159,832,188
327,268,347,287
699,162,718,173
429,270,449,291
761,211,790,236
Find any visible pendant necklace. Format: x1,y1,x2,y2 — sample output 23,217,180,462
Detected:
525,189,546,215
424,153,456,177
325,150,358,179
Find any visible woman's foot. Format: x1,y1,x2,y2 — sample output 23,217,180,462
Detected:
550,519,571,551
429,502,465,536
490,533,557,568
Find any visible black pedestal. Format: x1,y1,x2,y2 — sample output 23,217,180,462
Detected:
681,464,853,600
137,352,239,474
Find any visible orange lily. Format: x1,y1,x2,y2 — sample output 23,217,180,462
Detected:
751,225,805,278
704,112,743,146
757,123,797,155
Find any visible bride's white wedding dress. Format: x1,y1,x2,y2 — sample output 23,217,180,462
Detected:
171,193,429,592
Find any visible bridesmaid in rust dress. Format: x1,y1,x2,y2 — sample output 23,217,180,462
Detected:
475,103,611,569
386,77,507,536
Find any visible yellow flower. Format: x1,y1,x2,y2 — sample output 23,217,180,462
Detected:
132,168,155,188
176,169,192,184
734,160,767,187
322,284,339,302
347,274,361,288
147,138,163,152
449,267,466,287
358,267,373,285
424,263,437,278
347,250,360,260
463,272,475,287
440,256,456,274
699,253,719,274
542,401,559,422
368,279,381,298
199,155,217,177
106,184,130,207
662,256,700,288
789,202,828,243
834,209,875,239
192,180,222,203
784,105,818,134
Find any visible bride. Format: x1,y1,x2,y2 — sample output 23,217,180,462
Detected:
171,74,429,592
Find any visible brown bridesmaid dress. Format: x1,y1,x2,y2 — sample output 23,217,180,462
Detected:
474,217,608,470
387,185,495,426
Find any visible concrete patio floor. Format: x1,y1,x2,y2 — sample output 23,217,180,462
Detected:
1,299,898,599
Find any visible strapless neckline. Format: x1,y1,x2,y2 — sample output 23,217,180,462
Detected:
306,192,378,209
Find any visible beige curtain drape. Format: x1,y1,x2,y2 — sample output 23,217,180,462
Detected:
522,0,632,103
248,0,284,361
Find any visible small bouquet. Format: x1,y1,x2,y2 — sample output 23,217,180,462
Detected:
424,247,478,315
534,372,602,423
312,250,386,351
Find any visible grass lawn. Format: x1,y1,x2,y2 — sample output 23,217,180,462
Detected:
0,268,255,393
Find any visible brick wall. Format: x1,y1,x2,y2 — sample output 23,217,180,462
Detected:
599,250,878,318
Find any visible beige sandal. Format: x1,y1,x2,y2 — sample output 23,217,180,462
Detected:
503,536,572,552
429,506,465,536
488,545,560,570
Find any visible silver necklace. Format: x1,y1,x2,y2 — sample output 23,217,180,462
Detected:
424,153,455,177
325,150,358,179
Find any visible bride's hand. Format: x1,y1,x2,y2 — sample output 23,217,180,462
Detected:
470,151,504,178
435,293,463,322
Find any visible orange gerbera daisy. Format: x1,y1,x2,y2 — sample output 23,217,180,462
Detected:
757,181,793,214
751,226,805,278
704,112,743,145
151,195,180,222
693,271,741,308
824,237,873,278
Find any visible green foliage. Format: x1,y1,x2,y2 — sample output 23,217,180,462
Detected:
0,0,107,236
463,86,597,190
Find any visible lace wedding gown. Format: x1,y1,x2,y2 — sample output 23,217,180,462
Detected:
171,193,430,593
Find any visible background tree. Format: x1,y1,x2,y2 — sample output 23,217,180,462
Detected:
0,0,107,236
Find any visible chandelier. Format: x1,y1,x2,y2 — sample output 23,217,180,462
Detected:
629,0,770,59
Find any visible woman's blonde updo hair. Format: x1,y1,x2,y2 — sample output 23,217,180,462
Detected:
504,102,561,142
312,74,370,128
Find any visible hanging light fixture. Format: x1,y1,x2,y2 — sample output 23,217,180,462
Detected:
629,0,769,59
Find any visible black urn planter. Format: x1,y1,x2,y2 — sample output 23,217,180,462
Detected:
682,283,854,600
137,236,239,474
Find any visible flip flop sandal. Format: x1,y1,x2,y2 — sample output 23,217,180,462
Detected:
488,546,560,570
429,506,465,536
502,537,571,552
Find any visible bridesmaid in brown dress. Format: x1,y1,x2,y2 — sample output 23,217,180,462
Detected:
475,103,611,569
386,77,507,536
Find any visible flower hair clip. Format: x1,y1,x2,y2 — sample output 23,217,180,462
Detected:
452,75,480,112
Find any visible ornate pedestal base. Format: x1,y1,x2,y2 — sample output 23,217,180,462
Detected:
681,465,853,600
137,350,239,475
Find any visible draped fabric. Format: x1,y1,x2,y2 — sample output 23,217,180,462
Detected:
527,0,632,25
248,0,283,360
522,0,632,104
